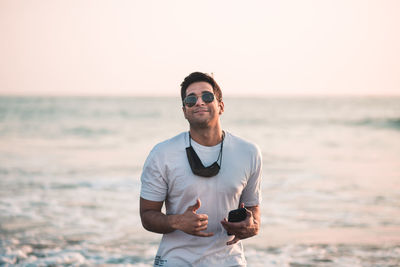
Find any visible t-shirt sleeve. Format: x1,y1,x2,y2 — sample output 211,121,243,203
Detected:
140,147,168,202
240,145,262,207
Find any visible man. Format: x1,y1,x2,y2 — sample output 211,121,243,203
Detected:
140,72,262,266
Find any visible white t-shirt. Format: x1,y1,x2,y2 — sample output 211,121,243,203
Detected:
140,131,262,267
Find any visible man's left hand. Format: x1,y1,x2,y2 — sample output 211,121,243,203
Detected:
220,203,260,245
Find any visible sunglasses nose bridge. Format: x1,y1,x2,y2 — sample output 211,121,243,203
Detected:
188,94,205,107
196,95,206,105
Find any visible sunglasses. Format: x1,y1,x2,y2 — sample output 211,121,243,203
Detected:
183,92,215,107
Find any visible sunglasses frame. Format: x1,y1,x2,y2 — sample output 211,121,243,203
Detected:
183,92,215,107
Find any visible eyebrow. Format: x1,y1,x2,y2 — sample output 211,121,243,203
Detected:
187,91,212,96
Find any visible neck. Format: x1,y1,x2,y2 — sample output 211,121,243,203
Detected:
189,125,223,146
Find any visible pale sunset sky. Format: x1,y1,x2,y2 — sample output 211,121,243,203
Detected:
0,0,399,96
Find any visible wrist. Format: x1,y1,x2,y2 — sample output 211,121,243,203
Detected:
167,214,181,231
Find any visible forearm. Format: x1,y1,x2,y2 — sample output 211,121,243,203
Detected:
141,210,180,234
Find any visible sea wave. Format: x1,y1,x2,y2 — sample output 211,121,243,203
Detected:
62,126,115,137
228,117,400,131
351,118,400,130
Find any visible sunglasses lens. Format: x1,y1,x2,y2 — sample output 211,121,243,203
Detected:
202,92,214,103
184,95,197,107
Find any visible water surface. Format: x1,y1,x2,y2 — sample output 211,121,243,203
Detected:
1,96,399,266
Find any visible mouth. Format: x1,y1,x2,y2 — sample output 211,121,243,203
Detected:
194,109,209,114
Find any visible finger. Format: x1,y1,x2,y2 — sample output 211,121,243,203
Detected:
221,224,229,232
194,231,214,237
220,218,233,228
192,198,201,212
220,218,234,227
220,221,232,233
195,224,208,231
188,198,201,212
194,219,208,228
226,236,240,245
197,214,208,221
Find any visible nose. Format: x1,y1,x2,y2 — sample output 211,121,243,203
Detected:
195,95,205,106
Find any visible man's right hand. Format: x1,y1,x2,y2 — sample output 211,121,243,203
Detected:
168,199,214,237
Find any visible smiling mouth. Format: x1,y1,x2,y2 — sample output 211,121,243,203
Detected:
194,109,209,113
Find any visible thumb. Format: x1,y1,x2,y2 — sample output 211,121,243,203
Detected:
189,198,201,213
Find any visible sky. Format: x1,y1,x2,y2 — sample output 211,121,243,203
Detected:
0,0,399,96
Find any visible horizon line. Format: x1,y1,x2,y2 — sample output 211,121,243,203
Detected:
1,93,400,98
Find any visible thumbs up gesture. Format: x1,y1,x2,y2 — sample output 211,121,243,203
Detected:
172,198,214,237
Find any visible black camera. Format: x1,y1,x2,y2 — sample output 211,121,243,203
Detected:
228,207,247,222
227,207,247,235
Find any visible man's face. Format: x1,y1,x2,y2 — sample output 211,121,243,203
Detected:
182,81,224,129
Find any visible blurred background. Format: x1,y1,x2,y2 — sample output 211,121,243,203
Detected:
1,1,399,266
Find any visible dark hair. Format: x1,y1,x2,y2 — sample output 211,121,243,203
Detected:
180,72,222,105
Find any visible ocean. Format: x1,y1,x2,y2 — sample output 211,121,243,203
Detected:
0,96,399,266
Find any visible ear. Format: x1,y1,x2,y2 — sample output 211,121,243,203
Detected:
218,101,224,115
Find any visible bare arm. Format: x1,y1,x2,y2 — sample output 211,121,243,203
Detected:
220,203,260,245
140,197,174,234
140,197,214,237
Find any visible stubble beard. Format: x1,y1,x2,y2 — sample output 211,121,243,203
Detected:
189,120,209,130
